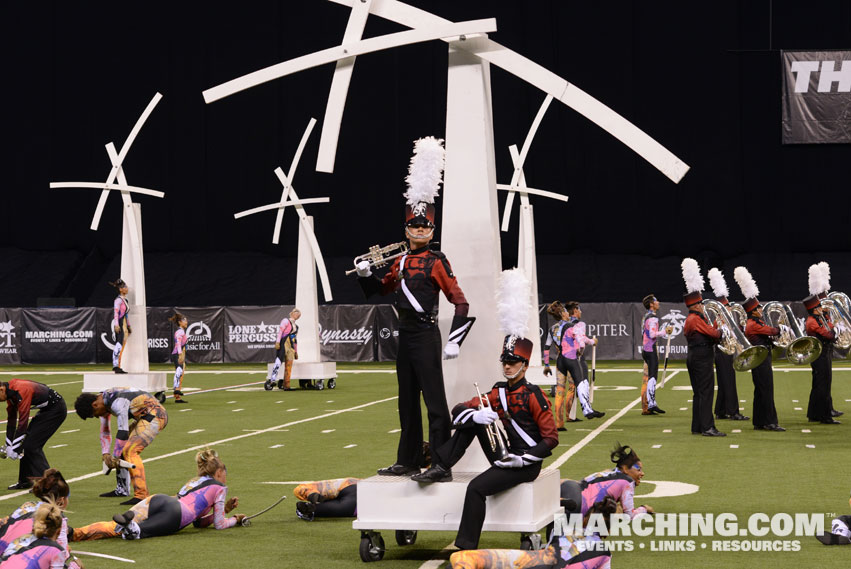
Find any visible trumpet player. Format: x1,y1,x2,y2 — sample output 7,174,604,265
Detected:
356,137,475,477
804,295,840,424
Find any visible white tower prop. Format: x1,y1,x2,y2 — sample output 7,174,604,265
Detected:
50,93,167,397
202,1,689,557
233,118,336,386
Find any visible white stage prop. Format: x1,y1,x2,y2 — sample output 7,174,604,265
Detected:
233,119,336,386
50,93,167,397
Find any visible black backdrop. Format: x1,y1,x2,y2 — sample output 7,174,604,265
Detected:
2,1,851,309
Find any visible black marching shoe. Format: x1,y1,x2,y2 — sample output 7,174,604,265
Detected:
377,463,420,476
120,497,142,506
99,490,128,498
411,464,452,483
755,424,786,432
557,427,567,432
715,414,730,420
702,427,726,437
7,481,33,490
584,410,606,420
730,413,750,421
113,366,127,374
648,406,666,414
820,419,841,424
296,501,315,521
831,409,844,417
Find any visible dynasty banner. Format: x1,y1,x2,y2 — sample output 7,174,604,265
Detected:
782,50,851,144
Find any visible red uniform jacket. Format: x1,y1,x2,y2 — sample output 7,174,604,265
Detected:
806,315,835,342
684,311,721,346
745,317,779,347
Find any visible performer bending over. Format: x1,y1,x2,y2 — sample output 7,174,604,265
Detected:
0,500,68,568
356,138,474,476
562,302,604,420
268,309,301,391
640,294,670,415
804,294,840,424
74,387,168,504
543,301,576,430
294,478,359,521
72,449,244,541
169,312,189,403
110,278,130,374
0,379,66,490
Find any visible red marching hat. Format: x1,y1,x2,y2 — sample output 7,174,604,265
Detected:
803,295,821,311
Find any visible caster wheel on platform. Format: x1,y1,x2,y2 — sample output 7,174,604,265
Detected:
395,530,417,546
328,378,336,389
520,533,541,551
299,380,310,390
263,379,274,391
316,379,325,391
359,533,385,562
549,384,556,398
155,392,166,404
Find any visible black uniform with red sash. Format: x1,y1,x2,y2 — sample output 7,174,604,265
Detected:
684,311,721,433
806,314,835,422
745,317,781,428
359,244,472,468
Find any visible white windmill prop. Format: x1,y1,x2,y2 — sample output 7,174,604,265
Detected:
202,0,689,550
233,118,336,386
50,92,167,396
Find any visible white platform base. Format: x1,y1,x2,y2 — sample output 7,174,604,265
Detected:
83,372,167,394
353,467,559,532
266,361,337,380
524,366,554,386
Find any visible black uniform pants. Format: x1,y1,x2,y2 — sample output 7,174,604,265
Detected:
395,326,450,467
714,349,739,417
138,494,183,538
19,396,66,484
686,345,716,433
807,342,833,422
642,349,659,379
750,352,779,427
314,484,357,518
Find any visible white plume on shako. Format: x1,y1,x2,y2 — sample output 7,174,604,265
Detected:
733,267,759,300
817,261,831,292
403,136,445,217
808,263,829,296
707,268,729,298
496,268,532,339
680,258,705,293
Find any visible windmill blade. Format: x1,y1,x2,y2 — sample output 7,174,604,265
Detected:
497,184,568,203
233,198,331,220
49,182,165,199
273,119,317,244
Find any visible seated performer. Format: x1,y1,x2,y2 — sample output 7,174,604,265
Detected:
449,496,618,569
412,268,558,550
817,490,851,545
72,449,244,541
294,478,359,521
640,294,670,415
543,301,577,431
0,469,80,569
0,500,68,569
168,312,189,403
562,302,604,420
560,443,654,519
268,308,301,391
74,387,169,504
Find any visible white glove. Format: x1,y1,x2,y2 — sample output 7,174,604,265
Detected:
472,407,498,425
443,341,460,360
5,447,21,460
779,324,791,336
355,260,372,277
494,454,524,469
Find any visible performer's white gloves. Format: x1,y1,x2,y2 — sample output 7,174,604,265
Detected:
494,454,524,469
443,341,460,360
472,407,498,425
355,260,372,277
5,447,21,460
779,324,791,336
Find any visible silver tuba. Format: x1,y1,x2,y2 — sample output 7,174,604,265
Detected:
703,299,769,371
345,242,410,276
821,292,851,350
474,382,511,462
761,301,822,365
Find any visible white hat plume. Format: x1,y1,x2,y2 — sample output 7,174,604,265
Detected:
707,268,729,298
733,266,759,299
496,268,531,339
681,258,704,294
404,136,445,216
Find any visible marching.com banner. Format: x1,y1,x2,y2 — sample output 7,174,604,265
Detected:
782,50,851,144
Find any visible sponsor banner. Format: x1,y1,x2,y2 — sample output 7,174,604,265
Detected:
147,307,176,364
540,303,636,361
374,305,399,362
175,307,225,364
318,305,375,362
0,308,22,365
224,306,291,363
21,308,97,364
782,50,851,144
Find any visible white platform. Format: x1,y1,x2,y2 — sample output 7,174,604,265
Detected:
523,366,553,386
266,361,337,380
83,372,167,394
353,467,560,532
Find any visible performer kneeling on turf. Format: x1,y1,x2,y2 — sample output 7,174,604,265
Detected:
74,387,168,505
412,269,558,550
72,449,244,541
294,478,359,522
0,500,68,568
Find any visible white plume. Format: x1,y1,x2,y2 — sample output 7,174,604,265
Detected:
707,268,729,298
404,136,445,216
733,266,759,299
808,264,828,296
496,268,531,338
818,261,831,292
680,258,704,294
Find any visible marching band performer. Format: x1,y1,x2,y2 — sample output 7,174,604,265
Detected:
168,312,189,403
267,309,301,391
542,301,576,430
804,273,840,424
815,261,843,418
562,302,604,420
110,278,130,374
640,294,670,415
708,269,748,421
681,259,725,437
411,269,557,551
356,138,474,477
734,267,784,432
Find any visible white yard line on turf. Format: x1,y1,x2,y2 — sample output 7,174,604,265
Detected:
74,551,135,563
0,395,399,502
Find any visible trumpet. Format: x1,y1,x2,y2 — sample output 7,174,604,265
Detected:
821,292,851,350
345,242,409,276
762,301,822,365
703,299,769,371
474,382,511,462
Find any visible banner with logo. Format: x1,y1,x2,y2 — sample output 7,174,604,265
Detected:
540,303,636,361
21,308,97,364
318,305,375,361
147,307,176,364
782,50,851,144
374,305,399,361
0,308,22,365
224,306,291,363
633,303,690,361
175,307,225,364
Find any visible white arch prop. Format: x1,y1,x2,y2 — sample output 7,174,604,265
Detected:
233,118,333,303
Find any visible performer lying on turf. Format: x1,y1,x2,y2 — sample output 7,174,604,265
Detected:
817,490,851,546
0,499,70,569
72,449,244,541
449,496,618,569
560,443,653,519
0,469,80,568
294,478,360,521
